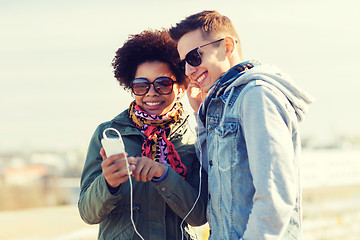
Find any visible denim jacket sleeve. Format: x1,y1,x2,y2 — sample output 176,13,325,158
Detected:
240,84,297,239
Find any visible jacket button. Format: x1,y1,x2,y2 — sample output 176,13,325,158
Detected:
161,187,167,192
209,160,213,166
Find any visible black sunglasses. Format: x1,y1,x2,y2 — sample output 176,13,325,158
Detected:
177,38,225,75
131,77,175,96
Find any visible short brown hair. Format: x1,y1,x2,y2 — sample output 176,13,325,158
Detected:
169,10,240,45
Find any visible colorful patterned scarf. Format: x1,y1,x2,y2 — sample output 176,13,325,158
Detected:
129,101,187,178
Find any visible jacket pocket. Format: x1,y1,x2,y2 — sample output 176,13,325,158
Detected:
214,121,237,140
113,223,134,240
103,205,140,240
213,121,238,171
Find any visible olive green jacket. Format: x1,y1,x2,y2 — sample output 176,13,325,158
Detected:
78,109,208,240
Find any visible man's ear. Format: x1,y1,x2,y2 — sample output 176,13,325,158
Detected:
224,36,236,57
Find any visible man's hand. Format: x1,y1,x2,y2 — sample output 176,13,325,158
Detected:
186,81,206,113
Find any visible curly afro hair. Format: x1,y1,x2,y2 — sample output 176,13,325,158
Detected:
112,29,187,90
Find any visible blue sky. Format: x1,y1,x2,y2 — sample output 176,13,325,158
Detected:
1,0,359,151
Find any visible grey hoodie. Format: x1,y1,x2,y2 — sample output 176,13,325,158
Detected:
224,64,314,122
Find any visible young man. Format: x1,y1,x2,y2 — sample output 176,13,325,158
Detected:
169,10,313,239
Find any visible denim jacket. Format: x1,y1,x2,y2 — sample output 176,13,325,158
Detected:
195,64,313,239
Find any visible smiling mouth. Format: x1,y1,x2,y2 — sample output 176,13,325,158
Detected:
146,102,162,106
196,73,206,84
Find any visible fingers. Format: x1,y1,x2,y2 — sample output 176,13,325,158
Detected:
101,152,127,168
102,154,167,185
100,148,106,159
129,157,165,182
187,81,202,98
186,82,205,112
102,158,127,175
101,152,131,188
105,172,130,187
129,157,151,182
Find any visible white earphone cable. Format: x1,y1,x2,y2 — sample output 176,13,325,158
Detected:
103,128,144,240
104,85,205,240
180,90,205,240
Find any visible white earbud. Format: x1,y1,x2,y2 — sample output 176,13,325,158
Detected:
177,88,184,100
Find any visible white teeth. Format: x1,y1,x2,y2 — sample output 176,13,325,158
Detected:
196,74,205,83
146,102,161,106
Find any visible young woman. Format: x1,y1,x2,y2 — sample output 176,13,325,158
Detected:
78,29,207,240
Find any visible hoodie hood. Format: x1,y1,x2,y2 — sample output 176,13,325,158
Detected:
224,64,314,122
